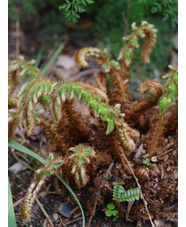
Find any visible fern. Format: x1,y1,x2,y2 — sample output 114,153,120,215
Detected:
75,21,157,112
22,153,63,220
59,0,94,23
158,65,178,113
113,182,139,202
69,144,95,188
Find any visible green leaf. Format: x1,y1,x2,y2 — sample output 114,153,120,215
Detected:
113,182,139,202
106,118,115,134
8,140,45,164
55,173,85,227
107,203,115,210
113,214,119,222
8,179,17,227
82,91,91,106
143,158,157,167
41,43,64,76
51,160,64,169
105,209,113,217
90,100,100,117
158,96,172,113
112,210,119,216
169,82,177,97
46,153,54,164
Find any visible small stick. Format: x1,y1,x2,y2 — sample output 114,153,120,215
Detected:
73,68,102,81
36,197,54,227
59,216,67,227
118,147,155,227
43,219,47,227
13,197,24,207
15,13,20,58
65,217,82,226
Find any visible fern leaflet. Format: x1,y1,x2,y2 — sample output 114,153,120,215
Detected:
113,182,139,202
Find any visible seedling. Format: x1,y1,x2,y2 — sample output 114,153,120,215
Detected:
143,158,157,167
105,203,119,222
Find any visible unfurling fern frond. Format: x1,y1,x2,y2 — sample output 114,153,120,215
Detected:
113,182,139,202
8,56,41,96
75,47,109,67
69,144,96,188
125,80,163,123
119,21,157,67
22,154,63,220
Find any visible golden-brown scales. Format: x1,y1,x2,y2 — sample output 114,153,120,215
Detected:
8,21,178,226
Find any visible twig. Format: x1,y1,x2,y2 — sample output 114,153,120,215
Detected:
59,216,67,227
65,217,82,226
118,147,155,227
15,11,20,58
70,206,80,215
43,219,47,227
87,199,98,227
8,169,25,184
13,197,24,207
11,148,34,171
73,68,103,81
35,197,54,227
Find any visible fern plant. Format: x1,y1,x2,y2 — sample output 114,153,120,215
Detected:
113,182,139,202
59,0,94,23
8,21,178,227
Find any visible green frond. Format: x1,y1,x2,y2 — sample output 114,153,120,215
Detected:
50,82,117,134
158,66,178,113
9,56,41,79
69,144,95,165
69,144,95,188
113,182,139,202
118,21,157,66
22,153,63,220
17,78,54,135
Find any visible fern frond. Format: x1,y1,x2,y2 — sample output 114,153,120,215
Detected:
158,66,178,113
125,80,163,123
9,56,40,78
17,78,54,135
49,81,116,135
75,47,109,67
22,154,63,220
69,144,95,188
8,56,41,96
113,182,139,202
145,67,178,157
119,21,157,67
38,117,70,155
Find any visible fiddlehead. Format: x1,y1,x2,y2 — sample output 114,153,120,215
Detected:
8,56,40,96
125,80,163,123
21,154,63,220
118,21,157,70
69,144,96,188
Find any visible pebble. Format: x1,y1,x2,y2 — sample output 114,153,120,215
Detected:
53,213,58,221
58,202,72,218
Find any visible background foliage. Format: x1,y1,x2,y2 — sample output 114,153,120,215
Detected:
8,0,178,70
